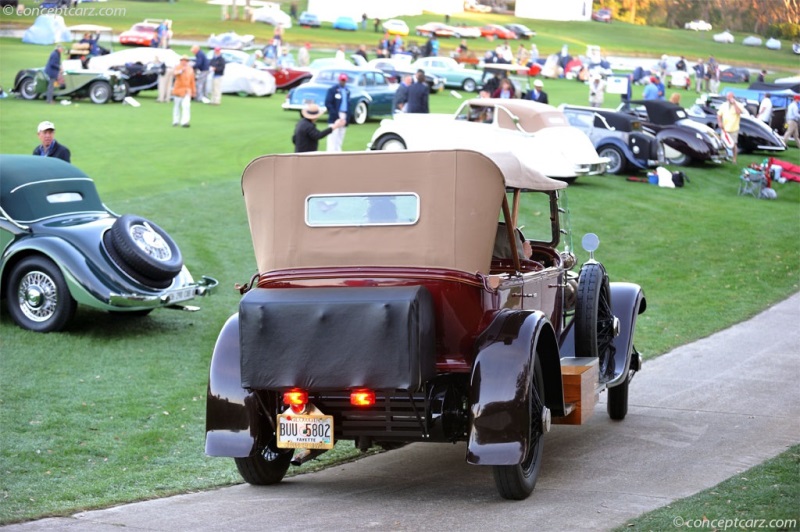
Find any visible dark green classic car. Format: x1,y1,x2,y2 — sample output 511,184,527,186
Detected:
0,155,217,332
12,67,128,104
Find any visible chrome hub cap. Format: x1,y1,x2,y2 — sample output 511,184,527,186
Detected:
18,271,57,322
130,222,172,261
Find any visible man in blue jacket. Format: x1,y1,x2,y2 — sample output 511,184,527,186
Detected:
45,44,63,104
33,121,71,162
405,70,429,114
528,79,548,104
191,45,210,102
325,73,350,151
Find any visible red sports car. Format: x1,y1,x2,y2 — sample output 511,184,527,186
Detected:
119,20,160,47
480,24,517,40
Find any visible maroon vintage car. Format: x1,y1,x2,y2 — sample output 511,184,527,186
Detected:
264,66,312,91
205,149,646,500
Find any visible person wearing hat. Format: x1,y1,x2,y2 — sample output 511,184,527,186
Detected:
33,121,70,162
292,103,346,153
325,73,351,152
784,95,800,149
209,47,226,105
44,44,63,104
528,78,548,104
643,76,660,100
588,74,605,108
172,56,196,127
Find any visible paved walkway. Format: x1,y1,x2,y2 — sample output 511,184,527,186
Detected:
4,293,799,531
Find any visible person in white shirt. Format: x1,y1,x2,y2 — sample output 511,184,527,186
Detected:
756,93,773,125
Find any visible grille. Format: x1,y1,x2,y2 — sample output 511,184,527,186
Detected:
313,392,428,440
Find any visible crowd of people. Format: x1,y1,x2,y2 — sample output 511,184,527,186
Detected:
32,22,798,158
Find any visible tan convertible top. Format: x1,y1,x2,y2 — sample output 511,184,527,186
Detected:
463,98,571,134
241,149,565,275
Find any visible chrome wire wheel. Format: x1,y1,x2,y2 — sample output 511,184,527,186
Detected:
130,222,173,261
17,269,58,323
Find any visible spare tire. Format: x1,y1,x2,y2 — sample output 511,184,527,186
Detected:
107,215,183,287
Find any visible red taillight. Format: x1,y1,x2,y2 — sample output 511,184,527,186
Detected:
283,389,308,413
350,389,376,407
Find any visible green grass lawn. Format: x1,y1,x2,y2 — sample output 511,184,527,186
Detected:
0,10,799,525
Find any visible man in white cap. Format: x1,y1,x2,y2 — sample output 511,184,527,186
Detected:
528,79,548,104
325,73,351,151
292,103,346,153
33,121,71,162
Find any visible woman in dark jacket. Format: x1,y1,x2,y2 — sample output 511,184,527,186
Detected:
292,103,345,153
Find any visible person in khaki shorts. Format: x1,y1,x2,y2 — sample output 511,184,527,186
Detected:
784,95,800,149
717,92,744,163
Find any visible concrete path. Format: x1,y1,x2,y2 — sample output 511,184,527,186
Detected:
4,293,799,531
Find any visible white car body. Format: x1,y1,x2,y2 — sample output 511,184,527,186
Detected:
220,63,276,96
251,6,292,28
382,19,409,36
88,48,182,69
684,20,712,31
367,98,606,182
713,31,734,43
446,24,482,38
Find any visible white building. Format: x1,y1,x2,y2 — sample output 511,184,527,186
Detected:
515,0,594,21
306,0,464,23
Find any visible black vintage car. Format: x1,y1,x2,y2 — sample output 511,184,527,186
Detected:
561,104,664,174
109,61,162,95
685,94,787,154
618,99,727,166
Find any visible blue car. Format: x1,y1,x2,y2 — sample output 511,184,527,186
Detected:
298,11,321,28
333,16,357,31
282,67,397,125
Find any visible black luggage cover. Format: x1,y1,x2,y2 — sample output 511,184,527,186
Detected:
239,286,436,391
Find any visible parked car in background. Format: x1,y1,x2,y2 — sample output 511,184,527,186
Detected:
368,98,606,183
119,19,163,47
480,24,517,40
719,67,751,83
205,149,645,500
297,11,321,28
251,5,292,28
382,18,409,36
713,31,735,43
686,95,787,153
446,24,482,39
208,31,255,50
215,48,307,91
333,16,358,31
505,23,536,39
560,104,664,174
221,63,276,97
365,57,444,92
415,22,457,38
88,47,180,71
410,56,483,92
464,0,492,12
618,99,727,165
13,66,128,104
592,8,612,23
282,67,397,125
684,19,712,31
0,156,217,333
